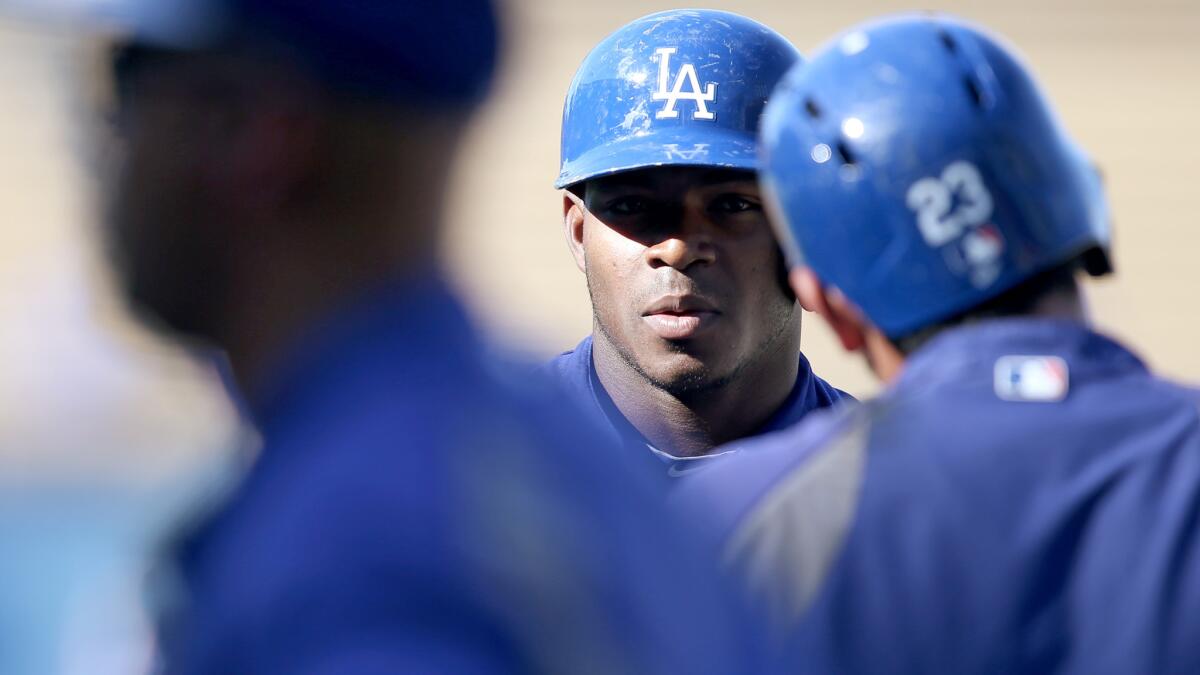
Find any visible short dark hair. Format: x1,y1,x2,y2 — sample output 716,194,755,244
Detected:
890,260,1084,356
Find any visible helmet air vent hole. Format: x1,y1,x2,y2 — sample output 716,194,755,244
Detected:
939,31,958,53
804,97,822,119
835,141,857,166
965,77,985,107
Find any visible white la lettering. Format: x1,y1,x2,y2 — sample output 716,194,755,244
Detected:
652,47,717,121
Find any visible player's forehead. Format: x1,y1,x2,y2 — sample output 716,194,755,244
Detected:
585,167,758,197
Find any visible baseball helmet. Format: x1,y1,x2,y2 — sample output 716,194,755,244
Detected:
760,14,1112,339
555,9,801,189
11,0,497,103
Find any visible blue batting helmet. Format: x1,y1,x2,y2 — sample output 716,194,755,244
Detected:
760,14,1112,339
555,9,801,189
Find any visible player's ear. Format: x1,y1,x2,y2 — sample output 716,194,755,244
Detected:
207,88,322,232
798,271,867,353
563,189,587,273
790,267,822,313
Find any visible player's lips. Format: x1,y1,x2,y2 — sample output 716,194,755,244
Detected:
641,295,720,340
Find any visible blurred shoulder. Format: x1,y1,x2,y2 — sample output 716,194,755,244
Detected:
1148,375,1200,409
534,335,593,386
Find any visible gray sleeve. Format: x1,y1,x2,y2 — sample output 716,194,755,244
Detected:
723,417,869,632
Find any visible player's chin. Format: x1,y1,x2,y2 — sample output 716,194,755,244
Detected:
639,352,732,395
650,327,733,360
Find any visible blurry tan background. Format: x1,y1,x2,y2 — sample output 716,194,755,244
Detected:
448,0,1200,396
1,0,1198,472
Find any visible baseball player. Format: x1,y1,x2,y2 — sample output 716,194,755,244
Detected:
677,14,1200,673
548,9,850,476
59,0,766,672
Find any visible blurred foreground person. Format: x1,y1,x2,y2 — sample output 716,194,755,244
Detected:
549,9,848,477
64,0,758,672
678,14,1200,674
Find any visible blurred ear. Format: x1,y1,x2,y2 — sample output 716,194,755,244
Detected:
206,88,322,228
563,190,587,273
790,267,866,353
790,266,822,313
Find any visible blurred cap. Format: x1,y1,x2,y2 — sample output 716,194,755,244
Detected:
2,0,500,102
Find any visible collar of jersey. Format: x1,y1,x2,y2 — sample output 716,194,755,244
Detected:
893,317,1147,400
581,335,819,462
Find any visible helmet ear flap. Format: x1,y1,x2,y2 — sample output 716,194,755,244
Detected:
1080,247,1113,278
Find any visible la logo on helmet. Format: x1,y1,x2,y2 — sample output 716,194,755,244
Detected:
652,47,717,120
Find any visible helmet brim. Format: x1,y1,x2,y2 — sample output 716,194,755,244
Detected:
554,126,759,190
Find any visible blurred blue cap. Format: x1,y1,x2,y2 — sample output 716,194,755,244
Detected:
4,0,499,102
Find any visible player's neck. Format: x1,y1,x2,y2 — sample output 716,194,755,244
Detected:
592,325,801,459
876,288,1092,385
1032,286,1090,325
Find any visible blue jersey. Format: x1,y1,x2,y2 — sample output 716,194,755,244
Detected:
677,318,1200,674
159,278,761,674
545,335,850,477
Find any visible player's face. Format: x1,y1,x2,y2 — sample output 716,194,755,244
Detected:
576,167,797,394
104,45,234,339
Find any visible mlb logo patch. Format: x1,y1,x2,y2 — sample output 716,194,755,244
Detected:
994,355,1070,402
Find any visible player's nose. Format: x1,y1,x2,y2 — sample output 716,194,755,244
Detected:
645,211,717,271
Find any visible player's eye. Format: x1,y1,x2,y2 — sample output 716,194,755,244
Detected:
709,194,761,215
603,196,652,216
